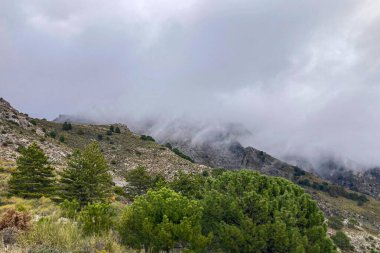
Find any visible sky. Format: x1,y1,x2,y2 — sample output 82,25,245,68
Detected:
1,0,380,166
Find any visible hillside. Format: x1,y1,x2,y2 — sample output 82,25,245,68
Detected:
1,98,380,252
0,98,206,184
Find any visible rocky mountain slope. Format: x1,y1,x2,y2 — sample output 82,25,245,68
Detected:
0,98,206,182
2,98,380,252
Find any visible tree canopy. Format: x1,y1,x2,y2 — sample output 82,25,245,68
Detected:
8,142,55,198
59,141,113,206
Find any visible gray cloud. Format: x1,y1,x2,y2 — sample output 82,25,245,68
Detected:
1,0,380,166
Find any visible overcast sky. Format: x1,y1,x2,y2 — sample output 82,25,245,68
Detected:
1,0,380,166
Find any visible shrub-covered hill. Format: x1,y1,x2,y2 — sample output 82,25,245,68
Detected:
1,98,380,252
0,98,207,180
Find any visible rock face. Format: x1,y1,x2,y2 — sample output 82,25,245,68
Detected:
322,164,380,199
0,98,71,166
170,140,296,179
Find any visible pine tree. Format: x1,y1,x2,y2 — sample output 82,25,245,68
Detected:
59,141,113,206
62,122,72,131
8,142,56,198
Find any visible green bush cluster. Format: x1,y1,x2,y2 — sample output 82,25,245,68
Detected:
4,142,337,253
298,178,368,205
62,122,72,131
140,135,155,142
165,142,194,163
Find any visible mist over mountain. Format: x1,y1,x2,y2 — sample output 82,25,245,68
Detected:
2,0,380,170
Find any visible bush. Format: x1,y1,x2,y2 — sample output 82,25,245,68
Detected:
77,129,84,135
115,127,121,134
79,203,114,235
62,122,72,131
59,135,65,143
97,134,103,141
201,170,335,252
60,199,80,219
109,125,114,132
0,209,31,231
328,216,344,230
106,130,113,136
119,188,211,252
48,131,57,139
172,148,194,163
140,135,155,142
30,119,37,126
124,166,164,199
331,231,353,251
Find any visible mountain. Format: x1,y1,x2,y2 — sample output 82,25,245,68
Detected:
2,98,380,252
0,98,206,185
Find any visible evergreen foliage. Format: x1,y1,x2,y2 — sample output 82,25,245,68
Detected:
199,170,335,253
62,122,72,131
124,166,164,199
331,231,353,251
119,187,212,252
79,202,114,235
114,127,121,133
140,135,155,142
59,142,113,206
8,143,56,198
109,125,114,132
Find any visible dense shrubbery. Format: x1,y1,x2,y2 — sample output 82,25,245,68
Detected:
297,178,368,205
2,142,338,252
119,187,212,252
119,168,335,253
124,166,164,199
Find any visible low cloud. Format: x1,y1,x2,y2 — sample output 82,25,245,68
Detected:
1,0,380,166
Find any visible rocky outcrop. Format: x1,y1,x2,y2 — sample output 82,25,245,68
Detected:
170,140,296,179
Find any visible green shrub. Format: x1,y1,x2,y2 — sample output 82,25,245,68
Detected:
124,166,164,199
172,148,194,163
79,203,114,235
30,119,37,126
201,170,335,253
60,199,80,219
328,216,344,230
59,135,65,143
106,130,113,136
97,134,103,141
109,125,114,132
140,135,155,142
48,131,57,139
62,122,72,131
114,127,121,134
119,188,211,252
331,231,353,251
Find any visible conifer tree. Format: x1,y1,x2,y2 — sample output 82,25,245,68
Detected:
59,141,113,206
8,143,56,198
